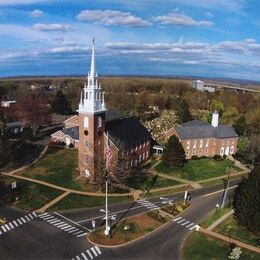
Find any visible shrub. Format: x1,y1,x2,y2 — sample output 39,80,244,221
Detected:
213,155,222,161
191,155,199,160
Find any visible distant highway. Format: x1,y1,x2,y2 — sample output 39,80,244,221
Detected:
206,83,260,94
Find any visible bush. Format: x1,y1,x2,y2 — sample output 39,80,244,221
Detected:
213,155,222,161
191,155,199,160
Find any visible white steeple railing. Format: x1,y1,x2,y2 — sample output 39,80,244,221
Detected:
78,38,106,114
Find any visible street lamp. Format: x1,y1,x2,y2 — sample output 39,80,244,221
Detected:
220,167,232,209
104,174,110,236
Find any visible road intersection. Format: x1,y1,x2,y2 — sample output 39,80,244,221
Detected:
0,179,239,259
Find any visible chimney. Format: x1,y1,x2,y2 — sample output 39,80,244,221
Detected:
211,110,219,127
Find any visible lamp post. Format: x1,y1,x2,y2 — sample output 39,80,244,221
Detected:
104,174,110,236
221,167,232,209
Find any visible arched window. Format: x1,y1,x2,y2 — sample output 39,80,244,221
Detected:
97,116,102,128
84,117,89,128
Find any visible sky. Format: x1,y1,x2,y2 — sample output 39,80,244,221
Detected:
0,0,260,80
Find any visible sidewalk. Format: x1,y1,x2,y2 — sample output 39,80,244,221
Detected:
207,210,234,231
200,227,260,254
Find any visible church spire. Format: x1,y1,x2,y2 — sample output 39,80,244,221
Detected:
89,37,96,77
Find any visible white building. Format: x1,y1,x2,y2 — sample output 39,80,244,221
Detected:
192,80,215,93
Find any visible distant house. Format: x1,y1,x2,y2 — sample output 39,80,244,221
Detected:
165,111,238,158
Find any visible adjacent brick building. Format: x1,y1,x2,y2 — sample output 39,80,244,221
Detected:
165,111,238,159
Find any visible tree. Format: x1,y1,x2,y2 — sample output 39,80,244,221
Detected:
221,106,239,125
246,107,260,135
16,95,51,137
162,135,186,167
234,114,246,136
52,90,72,115
209,99,224,114
233,166,260,234
175,98,193,123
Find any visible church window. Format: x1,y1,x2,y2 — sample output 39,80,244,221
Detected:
146,151,149,158
97,116,102,128
84,117,89,128
84,130,89,136
139,155,142,162
142,152,145,160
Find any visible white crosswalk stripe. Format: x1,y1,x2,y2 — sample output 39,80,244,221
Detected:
172,216,199,231
39,213,88,238
72,246,101,260
0,212,36,236
137,199,160,211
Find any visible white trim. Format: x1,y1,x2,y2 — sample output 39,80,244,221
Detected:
63,115,79,123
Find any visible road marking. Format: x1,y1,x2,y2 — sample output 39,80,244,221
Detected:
17,219,22,225
53,221,64,226
177,219,186,224
76,232,87,238
76,256,81,260
186,223,194,228
57,223,68,228
60,225,71,230
202,185,237,198
54,212,91,232
182,221,190,226
5,224,10,231
32,212,37,217
68,228,79,233
64,227,75,232
13,220,18,227
48,219,59,224
173,217,182,222
0,230,2,235
91,247,98,257
28,214,34,219
189,225,197,230
43,216,54,220
1,226,6,232
94,246,101,255
73,230,83,235
86,249,93,259
21,217,26,223
81,253,88,260
9,223,14,229
25,215,30,221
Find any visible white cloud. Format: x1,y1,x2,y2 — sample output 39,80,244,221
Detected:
76,9,150,27
33,23,73,32
31,9,44,18
153,12,213,27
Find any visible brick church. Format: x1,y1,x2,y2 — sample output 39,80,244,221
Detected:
52,40,152,181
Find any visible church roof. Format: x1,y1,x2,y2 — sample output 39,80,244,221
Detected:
105,108,124,122
61,126,79,140
175,120,238,140
107,116,151,148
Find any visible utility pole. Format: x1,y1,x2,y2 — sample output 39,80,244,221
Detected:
221,167,232,209
104,174,110,236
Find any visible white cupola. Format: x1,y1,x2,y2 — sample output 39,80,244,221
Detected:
211,110,219,127
78,38,106,114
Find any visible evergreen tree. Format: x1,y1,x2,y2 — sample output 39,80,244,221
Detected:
234,114,246,136
175,98,193,123
233,166,260,233
52,90,72,115
162,135,186,167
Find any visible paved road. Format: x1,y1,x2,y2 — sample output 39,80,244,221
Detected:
0,180,239,260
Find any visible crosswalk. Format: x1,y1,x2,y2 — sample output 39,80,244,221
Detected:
0,212,37,236
173,216,198,230
72,245,102,260
38,213,88,238
136,199,160,211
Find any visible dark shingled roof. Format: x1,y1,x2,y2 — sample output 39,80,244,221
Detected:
108,116,151,147
62,126,79,140
105,108,124,122
175,120,238,140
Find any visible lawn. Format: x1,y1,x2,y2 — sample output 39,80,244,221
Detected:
155,158,240,181
214,216,260,247
0,176,62,211
50,194,133,211
126,173,181,190
201,206,232,228
183,232,260,260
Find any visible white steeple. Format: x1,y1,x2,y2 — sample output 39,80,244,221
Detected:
211,110,219,127
78,38,106,114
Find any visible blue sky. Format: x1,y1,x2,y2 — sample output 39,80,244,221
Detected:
0,0,260,80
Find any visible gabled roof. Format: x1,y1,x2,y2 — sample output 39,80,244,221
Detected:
175,120,238,140
64,115,79,124
61,126,79,140
107,116,151,147
105,108,124,122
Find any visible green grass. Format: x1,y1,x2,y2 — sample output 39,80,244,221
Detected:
0,176,62,211
126,173,181,190
201,206,232,228
215,216,260,247
21,147,101,192
183,232,260,260
155,158,240,181
50,193,133,211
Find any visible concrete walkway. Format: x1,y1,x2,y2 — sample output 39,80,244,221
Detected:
36,191,71,213
207,210,234,231
200,227,260,254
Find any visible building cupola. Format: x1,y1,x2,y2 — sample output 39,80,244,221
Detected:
211,110,219,127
